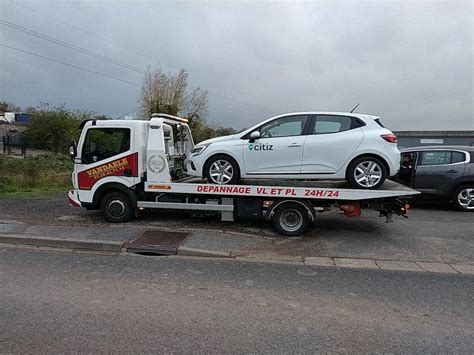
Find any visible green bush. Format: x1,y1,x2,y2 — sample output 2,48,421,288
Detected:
0,154,73,195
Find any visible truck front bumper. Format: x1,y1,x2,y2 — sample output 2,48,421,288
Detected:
68,189,82,208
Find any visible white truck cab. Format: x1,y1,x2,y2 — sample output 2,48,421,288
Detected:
69,113,194,210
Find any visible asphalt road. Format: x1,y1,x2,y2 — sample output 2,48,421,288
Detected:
1,247,472,353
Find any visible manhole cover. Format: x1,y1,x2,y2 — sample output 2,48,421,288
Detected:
126,230,189,255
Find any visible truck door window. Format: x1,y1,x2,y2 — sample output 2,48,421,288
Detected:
82,128,130,164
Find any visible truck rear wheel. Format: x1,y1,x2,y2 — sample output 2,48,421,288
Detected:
272,202,310,236
100,191,133,223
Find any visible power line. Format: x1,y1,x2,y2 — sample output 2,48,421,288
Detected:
116,108,139,119
0,43,141,87
7,2,272,113
0,18,146,74
9,0,159,63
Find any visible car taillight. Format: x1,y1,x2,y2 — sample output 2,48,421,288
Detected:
381,134,397,143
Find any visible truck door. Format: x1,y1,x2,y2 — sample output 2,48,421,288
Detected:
413,150,466,198
75,126,139,200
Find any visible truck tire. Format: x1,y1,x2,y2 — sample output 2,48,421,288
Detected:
205,155,240,185
100,191,133,223
453,185,474,212
347,156,387,189
272,202,310,237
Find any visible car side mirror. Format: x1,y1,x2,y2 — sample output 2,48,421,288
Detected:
249,131,260,143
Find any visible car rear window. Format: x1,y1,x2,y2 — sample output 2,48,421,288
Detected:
452,151,466,163
419,151,466,166
313,115,353,134
374,119,385,128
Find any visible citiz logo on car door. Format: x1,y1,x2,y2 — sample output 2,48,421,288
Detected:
248,143,273,151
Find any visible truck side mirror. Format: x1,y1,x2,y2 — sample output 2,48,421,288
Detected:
69,140,82,164
249,131,260,143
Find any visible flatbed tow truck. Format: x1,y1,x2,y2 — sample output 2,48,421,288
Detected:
68,114,419,236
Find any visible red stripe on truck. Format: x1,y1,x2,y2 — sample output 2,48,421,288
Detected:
78,152,138,190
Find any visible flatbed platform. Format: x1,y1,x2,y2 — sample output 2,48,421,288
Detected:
145,178,419,201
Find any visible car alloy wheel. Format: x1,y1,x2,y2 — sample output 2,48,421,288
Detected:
353,161,383,188
209,160,234,184
457,188,474,210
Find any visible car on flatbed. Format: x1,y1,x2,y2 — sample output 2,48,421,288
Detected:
394,145,474,211
186,112,400,189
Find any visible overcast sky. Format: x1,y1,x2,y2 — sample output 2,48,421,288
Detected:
0,0,472,130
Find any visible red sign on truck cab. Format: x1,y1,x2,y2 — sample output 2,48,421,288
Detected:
78,153,138,190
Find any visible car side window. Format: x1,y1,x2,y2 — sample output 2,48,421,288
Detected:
451,151,466,164
259,115,308,138
82,128,130,164
419,151,453,166
313,115,353,134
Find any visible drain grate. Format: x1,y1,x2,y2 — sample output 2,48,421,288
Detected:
126,230,189,255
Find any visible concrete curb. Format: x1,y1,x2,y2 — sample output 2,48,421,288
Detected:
302,256,474,275
1,233,473,275
0,234,124,253
177,246,232,258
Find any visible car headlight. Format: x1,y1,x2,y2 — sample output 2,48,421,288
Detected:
191,143,211,156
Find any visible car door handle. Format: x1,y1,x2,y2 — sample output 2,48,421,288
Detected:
287,143,302,147
446,169,458,173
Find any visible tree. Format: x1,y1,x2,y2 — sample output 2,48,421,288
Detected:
22,103,96,154
0,101,21,113
139,68,208,123
140,68,240,143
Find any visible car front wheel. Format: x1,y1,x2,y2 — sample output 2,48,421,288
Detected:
205,155,240,185
347,156,387,189
453,185,474,212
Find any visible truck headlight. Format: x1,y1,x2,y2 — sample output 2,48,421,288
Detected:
191,143,211,156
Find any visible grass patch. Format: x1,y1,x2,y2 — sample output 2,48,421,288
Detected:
0,154,73,197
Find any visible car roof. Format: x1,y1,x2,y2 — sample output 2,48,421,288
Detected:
401,145,474,152
268,111,380,120
239,111,380,136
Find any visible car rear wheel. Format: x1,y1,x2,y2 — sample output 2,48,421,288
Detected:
205,155,240,185
347,156,387,189
453,185,474,212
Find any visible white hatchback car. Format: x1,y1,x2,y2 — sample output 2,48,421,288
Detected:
186,112,400,189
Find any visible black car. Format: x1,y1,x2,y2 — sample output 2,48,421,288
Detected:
394,146,474,211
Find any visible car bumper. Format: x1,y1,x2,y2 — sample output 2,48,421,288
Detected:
186,157,205,177
385,147,401,176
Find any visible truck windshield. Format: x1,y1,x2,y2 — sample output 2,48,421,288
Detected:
82,128,130,164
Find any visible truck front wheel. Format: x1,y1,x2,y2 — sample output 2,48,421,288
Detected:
272,202,310,236
100,191,133,223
